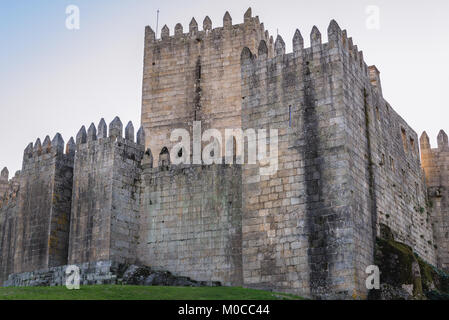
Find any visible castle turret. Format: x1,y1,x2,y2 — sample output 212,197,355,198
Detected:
11,132,74,275
68,117,144,265
421,130,449,271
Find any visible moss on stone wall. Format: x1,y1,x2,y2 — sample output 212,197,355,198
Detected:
370,224,449,300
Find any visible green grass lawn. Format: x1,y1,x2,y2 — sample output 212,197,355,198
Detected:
0,285,304,300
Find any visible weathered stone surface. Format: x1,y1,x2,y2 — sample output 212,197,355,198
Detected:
239,20,437,299
68,123,144,265
121,265,221,287
0,9,447,301
4,261,221,288
369,227,449,300
138,163,243,287
141,10,274,166
421,131,449,271
0,139,73,285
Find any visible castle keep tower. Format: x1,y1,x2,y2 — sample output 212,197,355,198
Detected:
421,130,449,271
141,9,274,165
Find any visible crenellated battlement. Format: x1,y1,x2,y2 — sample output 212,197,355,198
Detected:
73,117,146,167
68,116,145,266
142,8,274,167
75,117,145,148
420,130,449,152
0,170,20,207
420,129,449,270
0,167,20,208
240,19,371,80
145,8,269,48
22,133,73,167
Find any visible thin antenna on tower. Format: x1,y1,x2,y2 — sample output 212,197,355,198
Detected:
156,9,160,37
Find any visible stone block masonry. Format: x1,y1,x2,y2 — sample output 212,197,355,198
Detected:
0,168,9,198
0,133,74,285
0,8,447,300
239,18,437,298
141,8,274,165
4,260,222,288
240,23,364,299
0,174,19,286
68,118,144,265
421,130,449,271
138,163,243,286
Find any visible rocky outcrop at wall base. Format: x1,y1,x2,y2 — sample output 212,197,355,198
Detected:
4,261,119,287
369,225,449,300
3,261,221,288
121,265,221,287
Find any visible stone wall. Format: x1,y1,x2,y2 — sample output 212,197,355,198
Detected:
0,170,20,285
333,21,435,290
141,9,274,166
240,22,363,299
239,20,436,299
11,134,74,276
0,195,18,285
68,118,144,265
421,130,449,271
138,163,242,286
337,26,436,292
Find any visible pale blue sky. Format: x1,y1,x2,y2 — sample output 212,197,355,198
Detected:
0,0,448,174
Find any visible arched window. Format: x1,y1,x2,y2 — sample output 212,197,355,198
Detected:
159,147,170,168
143,148,154,168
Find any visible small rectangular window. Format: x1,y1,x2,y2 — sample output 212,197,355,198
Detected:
410,137,415,150
288,105,292,127
401,128,408,152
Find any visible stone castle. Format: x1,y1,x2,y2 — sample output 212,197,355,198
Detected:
0,8,448,299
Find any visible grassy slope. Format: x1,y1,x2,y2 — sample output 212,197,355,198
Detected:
0,285,304,300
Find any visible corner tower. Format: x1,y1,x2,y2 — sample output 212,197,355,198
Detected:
421,130,449,271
